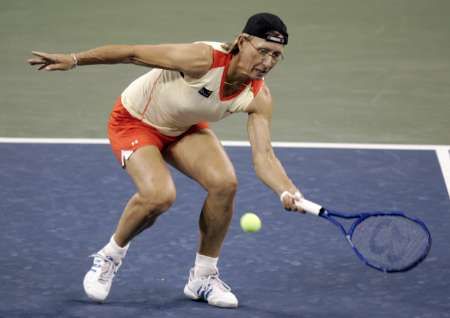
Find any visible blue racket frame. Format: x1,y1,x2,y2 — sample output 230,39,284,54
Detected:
317,209,432,273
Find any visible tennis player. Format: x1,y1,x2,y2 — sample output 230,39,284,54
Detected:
28,13,303,308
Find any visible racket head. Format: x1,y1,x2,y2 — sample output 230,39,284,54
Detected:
347,212,432,273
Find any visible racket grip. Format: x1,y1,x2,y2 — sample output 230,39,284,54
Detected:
295,199,323,216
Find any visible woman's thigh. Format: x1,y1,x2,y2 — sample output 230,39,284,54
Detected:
164,129,237,191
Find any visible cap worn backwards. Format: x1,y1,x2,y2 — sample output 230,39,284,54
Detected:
242,13,288,45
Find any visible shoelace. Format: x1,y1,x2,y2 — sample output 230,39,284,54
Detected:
90,253,120,284
197,272,231,300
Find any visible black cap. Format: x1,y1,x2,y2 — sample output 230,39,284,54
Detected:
242,13,288,45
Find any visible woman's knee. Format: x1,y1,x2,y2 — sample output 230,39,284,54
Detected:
135,183,176,213
205,172,238,197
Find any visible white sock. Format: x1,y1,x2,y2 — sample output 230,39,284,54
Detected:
194,253,218,277
101,235,130,262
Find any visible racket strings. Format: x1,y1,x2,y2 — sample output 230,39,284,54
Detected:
350,215,430,272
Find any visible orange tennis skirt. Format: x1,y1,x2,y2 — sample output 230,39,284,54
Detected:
108,97,209,166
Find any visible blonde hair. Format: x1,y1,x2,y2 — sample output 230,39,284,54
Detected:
221,33,251,55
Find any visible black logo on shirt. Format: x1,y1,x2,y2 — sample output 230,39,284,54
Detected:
198,87,213,98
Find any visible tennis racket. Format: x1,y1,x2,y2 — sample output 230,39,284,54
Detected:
295,199,432,273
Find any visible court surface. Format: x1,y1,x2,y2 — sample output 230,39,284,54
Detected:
1,140,449,318
1,1,449,317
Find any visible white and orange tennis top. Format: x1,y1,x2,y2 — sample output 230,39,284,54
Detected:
120,42,264,137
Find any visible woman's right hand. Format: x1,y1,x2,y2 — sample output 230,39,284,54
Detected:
27,51,76,71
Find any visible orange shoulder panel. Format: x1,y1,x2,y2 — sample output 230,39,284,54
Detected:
251,79,264,96
211,49,229,69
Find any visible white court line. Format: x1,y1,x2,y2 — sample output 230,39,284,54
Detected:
436,147,450,200
1,137,449,199
0,138,109,144
0,138,445,150
223,141,447,151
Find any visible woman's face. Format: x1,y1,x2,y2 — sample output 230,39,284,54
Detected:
238,36,284,80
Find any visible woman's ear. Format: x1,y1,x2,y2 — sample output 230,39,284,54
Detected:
236,34,247,50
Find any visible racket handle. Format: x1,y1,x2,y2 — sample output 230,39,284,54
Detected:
295,199,323,216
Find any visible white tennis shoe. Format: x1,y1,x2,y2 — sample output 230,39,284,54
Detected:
83,252,121,302
183,268,238,308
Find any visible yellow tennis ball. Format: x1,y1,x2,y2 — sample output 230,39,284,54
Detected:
240,212,262,233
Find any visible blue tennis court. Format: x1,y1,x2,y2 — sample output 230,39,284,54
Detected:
3,0,450,316
1,141,449,318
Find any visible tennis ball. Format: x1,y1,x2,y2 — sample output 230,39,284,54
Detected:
240,212,262,233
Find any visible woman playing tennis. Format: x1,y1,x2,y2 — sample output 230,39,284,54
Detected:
28,13,304,308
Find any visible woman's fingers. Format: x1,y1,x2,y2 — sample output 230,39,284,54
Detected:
28,58,46,65
28,51,55,65
31,51,50,58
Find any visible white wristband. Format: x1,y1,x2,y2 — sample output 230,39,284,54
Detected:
280,191,302,202
280,191,290,202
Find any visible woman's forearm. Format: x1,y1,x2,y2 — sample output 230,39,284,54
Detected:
75,45,135,65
